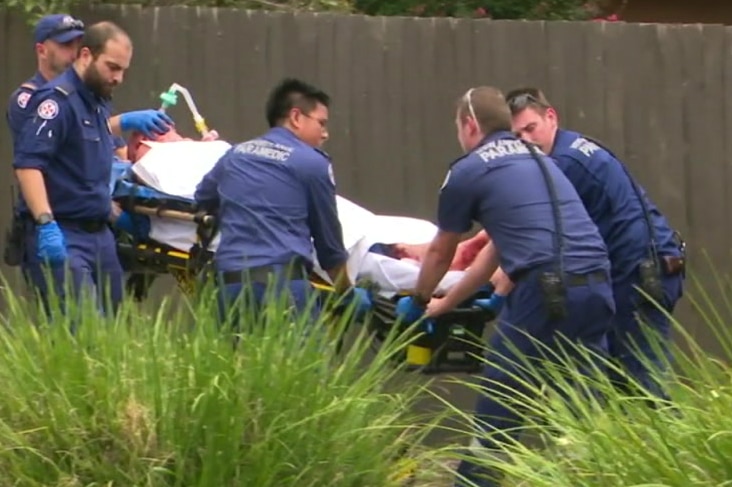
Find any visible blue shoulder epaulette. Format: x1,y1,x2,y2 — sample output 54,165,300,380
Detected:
313,146,332,161
449,151,472,169
53,82,76,97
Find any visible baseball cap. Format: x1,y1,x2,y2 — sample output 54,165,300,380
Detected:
34,14,85,44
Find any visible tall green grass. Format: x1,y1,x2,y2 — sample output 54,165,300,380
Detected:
0,273,443,487
434,265,732,487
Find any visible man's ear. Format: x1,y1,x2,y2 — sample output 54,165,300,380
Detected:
288,108,303,130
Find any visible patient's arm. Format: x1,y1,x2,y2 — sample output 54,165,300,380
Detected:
451,230,490,270
392,229,491,271
425,241,499,317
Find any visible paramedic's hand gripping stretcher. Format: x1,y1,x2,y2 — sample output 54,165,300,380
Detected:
109,84,501,374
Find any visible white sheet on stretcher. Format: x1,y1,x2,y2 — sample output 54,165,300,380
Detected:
130,140,465,296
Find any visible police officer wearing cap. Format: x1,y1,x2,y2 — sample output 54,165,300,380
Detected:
507,87,686,400
194,78,371,327
13,21,173,318
395,86,616,487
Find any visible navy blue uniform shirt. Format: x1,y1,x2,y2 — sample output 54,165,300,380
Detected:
551,129,680,282
6,71,47,149
438,131,609,279
194,126,349,273
13,67,115,221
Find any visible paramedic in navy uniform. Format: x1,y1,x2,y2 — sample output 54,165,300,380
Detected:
194,78,370,326
395,86,616,487
507,87,686,399
13,21,173,319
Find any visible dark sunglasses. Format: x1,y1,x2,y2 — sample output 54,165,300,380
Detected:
44,18,85,41
506,92,551,113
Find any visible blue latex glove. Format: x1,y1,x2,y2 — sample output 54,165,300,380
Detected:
349,287,373,319
335,287,373,320
395,296,426,324
36,221,67,265
115,211,151,240
474,293,507,314
119,110,173,138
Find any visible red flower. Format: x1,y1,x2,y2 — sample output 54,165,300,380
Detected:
592,13,620,22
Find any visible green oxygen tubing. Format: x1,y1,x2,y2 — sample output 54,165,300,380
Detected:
158,83,211,137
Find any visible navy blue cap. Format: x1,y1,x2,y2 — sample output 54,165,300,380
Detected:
34,14,85,44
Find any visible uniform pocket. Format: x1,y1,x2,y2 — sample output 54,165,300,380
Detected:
81,125,110,183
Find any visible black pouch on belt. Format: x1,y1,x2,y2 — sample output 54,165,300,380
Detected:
539,271,567,321
3,213,25,267
638,258,664,303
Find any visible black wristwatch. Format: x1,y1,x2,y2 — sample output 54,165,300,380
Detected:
412,294,430,307
35,213,54,225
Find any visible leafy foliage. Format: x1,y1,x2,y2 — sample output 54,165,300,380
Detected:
353,0,611,20
1,0,621,24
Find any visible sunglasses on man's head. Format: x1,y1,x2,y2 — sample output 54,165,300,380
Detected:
506,92,548,112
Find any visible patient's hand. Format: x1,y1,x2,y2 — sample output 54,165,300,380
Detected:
201,130,219,141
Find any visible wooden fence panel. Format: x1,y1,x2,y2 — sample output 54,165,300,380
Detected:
0,5,731,352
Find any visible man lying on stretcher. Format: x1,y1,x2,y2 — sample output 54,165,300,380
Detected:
122,129,483,271
114,124,511,310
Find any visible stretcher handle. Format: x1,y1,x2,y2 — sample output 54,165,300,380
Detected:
132,205,215,226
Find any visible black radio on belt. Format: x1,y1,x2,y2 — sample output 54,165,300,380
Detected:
3,213,24,267
3,186,24,267
539,271,567,321
638,258,664,303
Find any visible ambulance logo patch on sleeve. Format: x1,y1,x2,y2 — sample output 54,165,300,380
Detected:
37,99,59,120
17,92,31,109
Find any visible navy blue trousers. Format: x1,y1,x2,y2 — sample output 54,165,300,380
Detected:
455,266,615,487
22,220,124,322
607,269,684,399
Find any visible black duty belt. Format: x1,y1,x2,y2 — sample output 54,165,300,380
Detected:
55,218,109,233
510,267,608,286
221,263,309,285
22,215,109,233
564,270,608,287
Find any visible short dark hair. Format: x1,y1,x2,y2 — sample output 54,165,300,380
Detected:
80,21,131,58
505,87,553,115
265,78,330,128
455,86,512,134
